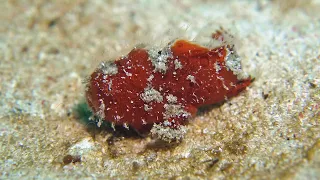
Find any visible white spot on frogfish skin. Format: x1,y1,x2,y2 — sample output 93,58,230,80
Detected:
147,74,154,82
144,104,153,111
166,94,178,104
140,86,163,103
147,45,173,73
123,69,132,76
107,80,112,91
214,62,222,73
99,61,118,75
186,75,198,85
163,104,191,120
217,76,229,90
224,47,249,80
163,120,172,126
174,59,183,70
142,119,147,125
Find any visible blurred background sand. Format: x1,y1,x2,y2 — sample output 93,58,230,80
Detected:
0,0,319,179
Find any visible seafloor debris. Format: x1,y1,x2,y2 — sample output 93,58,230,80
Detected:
85,31,251,142
63,155,81,165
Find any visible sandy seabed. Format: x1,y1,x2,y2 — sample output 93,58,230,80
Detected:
0,0,319,179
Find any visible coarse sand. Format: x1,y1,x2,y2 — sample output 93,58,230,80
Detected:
0,0,319,179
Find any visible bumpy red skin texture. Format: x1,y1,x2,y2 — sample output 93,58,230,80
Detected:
86,40,251,133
